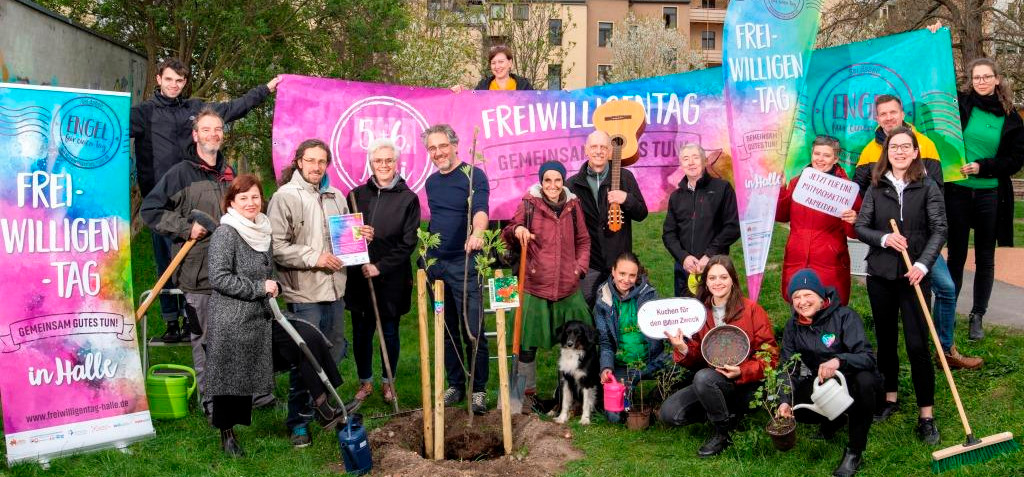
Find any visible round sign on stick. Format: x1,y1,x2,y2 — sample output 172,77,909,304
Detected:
637,298,707,339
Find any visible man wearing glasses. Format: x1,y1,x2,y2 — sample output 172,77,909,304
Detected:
268,138,365,446
852,95,982,382
422,124,491,415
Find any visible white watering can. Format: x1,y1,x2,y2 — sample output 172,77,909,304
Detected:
792,370,854,421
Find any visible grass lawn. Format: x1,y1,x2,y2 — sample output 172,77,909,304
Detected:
2,213,1022,477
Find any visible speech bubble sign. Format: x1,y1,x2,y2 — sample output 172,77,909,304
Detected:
637,298,707,339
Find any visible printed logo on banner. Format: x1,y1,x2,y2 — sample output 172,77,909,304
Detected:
57,97,122,169
763,0,806,20
329,96,433,192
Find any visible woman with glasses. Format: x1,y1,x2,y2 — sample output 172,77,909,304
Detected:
776,136,861,305
947,58,1024,341
855,127,946,445
345,138,421,405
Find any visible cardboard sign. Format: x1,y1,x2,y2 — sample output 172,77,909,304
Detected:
791,167,860,218
637,298,707,339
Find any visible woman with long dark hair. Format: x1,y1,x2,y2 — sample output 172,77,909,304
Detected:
659,255,778,457
947,58,1024,340
855,127,946,444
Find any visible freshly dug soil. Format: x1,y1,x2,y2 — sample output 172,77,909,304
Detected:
364,409,583,476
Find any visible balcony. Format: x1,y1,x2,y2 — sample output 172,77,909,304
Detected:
690,7,726,24
702,49,723,64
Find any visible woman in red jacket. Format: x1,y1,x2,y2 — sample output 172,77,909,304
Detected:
659,255,778,457
776,136,861,304
503,161,591,397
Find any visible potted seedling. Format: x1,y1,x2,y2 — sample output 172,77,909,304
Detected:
749,343,801,451
624,358,651,430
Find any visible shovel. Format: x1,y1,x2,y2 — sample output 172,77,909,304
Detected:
135,209,219,321
508,235,529,414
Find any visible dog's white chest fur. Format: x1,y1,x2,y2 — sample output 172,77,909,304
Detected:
558,348,587,381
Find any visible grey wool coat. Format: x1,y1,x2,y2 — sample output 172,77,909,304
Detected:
204,225,275,397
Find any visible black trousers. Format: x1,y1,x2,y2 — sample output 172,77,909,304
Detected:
659,367,756,426
211,395,252,430
791,370,879,452
866,276,935,407
945,184,998,315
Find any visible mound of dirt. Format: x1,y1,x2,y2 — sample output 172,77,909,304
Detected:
364,409,583,476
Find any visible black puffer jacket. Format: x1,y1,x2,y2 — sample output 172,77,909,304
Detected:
473,73,534,90
661,173,740,265
130,86,269,197
855,174,947,281
567,165,648,272
140,146,234,294
345,177,421,318
779,287,880,405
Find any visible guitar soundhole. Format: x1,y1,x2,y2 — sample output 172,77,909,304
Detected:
611,137,624,148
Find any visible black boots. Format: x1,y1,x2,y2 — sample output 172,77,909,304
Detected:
968,313,985,340
697,420,733,457
220,428,244,457
161,320,185,343
832,448,862,477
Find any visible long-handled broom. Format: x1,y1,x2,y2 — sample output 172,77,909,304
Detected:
890,220,1019,472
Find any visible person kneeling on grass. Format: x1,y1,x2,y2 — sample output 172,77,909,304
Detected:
777,268,882,477
659,255,778,457
595,252,669,423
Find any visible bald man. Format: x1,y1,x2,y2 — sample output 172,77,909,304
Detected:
568,130,649,308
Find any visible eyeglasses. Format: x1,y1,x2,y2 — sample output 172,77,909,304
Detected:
972,74,996,83
300,157,329,167
888,143,916,153
371,158,396,165
426,143,452,154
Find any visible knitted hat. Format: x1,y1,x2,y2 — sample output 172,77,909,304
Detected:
788,268,826,300
538,160,567,182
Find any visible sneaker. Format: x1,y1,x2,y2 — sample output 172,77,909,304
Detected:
353,382,373,401
471,391,487,415
968,313,985,341
916,417,940,445
290,426,311,448
939,345,983,370
443,386,464,406
873,400,898,423
315,401,344,431
160,321,184,343
381,383,396,403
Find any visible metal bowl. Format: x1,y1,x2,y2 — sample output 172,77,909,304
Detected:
701,324,751,368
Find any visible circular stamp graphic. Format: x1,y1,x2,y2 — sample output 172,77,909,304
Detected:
329,96,433,192
57,96,122,169
763,0,806,20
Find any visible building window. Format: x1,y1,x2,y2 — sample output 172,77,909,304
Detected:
547,64,562,90
701,30,716,50
598,22,613,47
701,0,716,8
664,7,678,29
513,3,529,21
490,4,505,19
598,64,612,84
549,18,563,45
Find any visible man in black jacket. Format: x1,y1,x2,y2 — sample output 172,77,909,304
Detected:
661,144,740,297
568,130,648,308
131,57,280,342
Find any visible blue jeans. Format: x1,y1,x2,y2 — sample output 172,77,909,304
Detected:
427,255,489,393
285,300,347,431
930,255,957,353
151,232,183,323
673,263,697,298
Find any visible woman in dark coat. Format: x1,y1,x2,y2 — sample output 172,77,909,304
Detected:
776,135,861,305
778,268,881,477
451,44,535,92
947,57,1024,340
346,138,421,404
502,160,590,398
855,127,946,445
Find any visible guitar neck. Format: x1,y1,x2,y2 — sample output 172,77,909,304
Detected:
610,142,622,191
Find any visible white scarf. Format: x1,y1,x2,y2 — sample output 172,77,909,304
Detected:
220,208,272,252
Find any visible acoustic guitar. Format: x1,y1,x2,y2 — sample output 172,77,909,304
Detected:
592,99,646,232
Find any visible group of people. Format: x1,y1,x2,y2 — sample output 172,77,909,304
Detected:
132,47,1021,477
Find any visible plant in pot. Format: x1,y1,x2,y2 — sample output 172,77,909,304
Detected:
623,358,650,430
749,343,800,451
651,361,685,417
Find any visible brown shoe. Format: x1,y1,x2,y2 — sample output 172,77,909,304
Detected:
381,383,396,403
354,382,373,401
939,345,983,370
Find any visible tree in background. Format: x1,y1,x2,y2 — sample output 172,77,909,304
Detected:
608,13,704,83
391,0,480,88
483,0,575,89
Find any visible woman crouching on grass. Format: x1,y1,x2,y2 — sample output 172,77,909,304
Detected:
659,255,778,458
594,252,667,424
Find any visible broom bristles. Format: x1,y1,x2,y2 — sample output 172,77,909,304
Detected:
931,432,1019,473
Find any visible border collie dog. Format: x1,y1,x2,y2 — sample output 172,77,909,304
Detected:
553,320,601,425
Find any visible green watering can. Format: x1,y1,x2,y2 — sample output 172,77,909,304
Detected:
146,364,196,419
